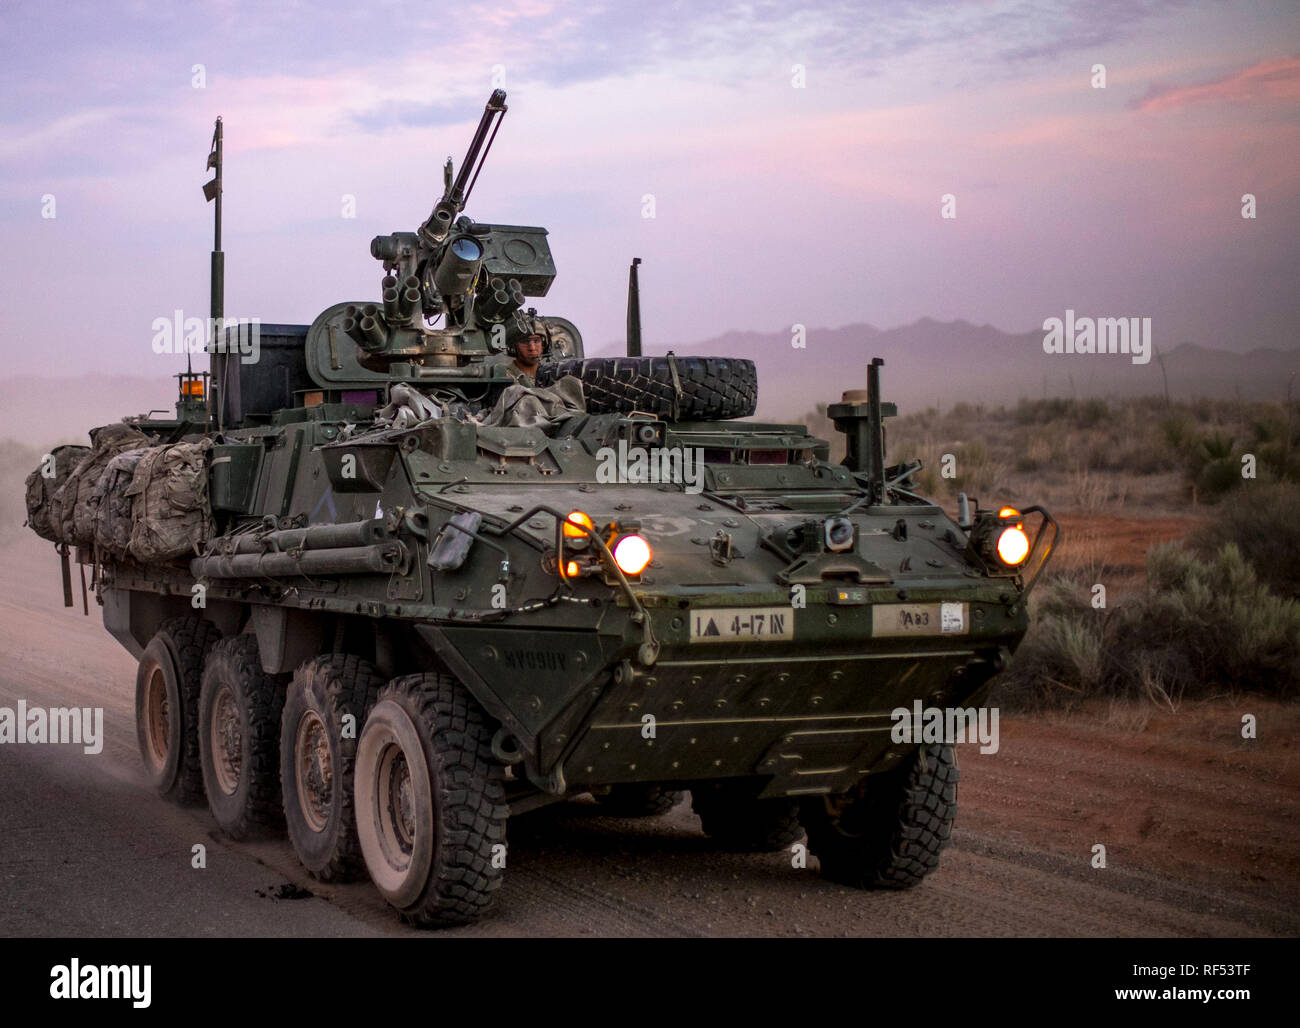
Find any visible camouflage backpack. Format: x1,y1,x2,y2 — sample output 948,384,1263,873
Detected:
93,447,152,560
127,439,215,563
55,423,152,547
24,444,90,542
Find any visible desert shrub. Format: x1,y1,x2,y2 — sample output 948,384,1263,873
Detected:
1192,481,1300,599
1160,412,1196,453
1065,465,1129,512
1248,411,1300,482
1014,397,1073,426
1183,430,1241,499
1122,543,1300,696
992,541,1300,710
952,440,1007,496
1075,397,1110,428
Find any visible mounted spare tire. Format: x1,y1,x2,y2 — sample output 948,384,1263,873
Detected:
535,356,757,421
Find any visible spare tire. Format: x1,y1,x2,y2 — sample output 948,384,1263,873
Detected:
535,356,757,421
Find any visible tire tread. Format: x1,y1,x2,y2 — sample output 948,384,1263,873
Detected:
536,356,757,421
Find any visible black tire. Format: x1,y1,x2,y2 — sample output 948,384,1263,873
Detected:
692,785,803,852
281,654,384,882
801,743,958,888
535,356,757,421
198,634,288,839
594,783,685,817
355,673,508,927
135,617,221,804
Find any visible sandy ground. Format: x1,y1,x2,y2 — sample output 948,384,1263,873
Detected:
1051,512,1209,597
0,529,1296,938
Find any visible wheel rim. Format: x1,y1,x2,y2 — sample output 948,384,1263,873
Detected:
356,699,436,907
376,738,416,868
295,710,333,833
210,685,242,796
143,665,170,771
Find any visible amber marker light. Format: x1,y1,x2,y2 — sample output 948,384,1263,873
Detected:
612,534,652,576
181,379,204,398
564,560,581,578
563,510,595,540
998,506,1020,520
996,525,1031,566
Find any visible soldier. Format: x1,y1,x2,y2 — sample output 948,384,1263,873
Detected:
497,320,547,388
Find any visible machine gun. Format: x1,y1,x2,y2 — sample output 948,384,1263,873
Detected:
353,88,560,366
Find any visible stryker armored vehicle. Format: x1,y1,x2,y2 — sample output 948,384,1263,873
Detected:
24,90,1057,927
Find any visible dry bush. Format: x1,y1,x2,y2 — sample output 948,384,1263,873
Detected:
1191,481,1300,599
992,542,1300,711
801,393,1296,513
1067,466,1128,512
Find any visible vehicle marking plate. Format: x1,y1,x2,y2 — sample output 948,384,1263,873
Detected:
689,607,794,643
872,602,968,637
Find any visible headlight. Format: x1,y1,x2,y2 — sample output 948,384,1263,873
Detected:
612,534,652,576
996,525,1030,566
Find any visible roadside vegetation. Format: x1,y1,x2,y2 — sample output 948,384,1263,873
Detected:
803,394,1300,514
994,510,1300,711
991,468,1300,710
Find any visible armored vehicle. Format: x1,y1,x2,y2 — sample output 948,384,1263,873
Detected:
24,90,1057,927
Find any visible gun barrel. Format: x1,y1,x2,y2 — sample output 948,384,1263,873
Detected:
450,88,507,202
419,89,507,244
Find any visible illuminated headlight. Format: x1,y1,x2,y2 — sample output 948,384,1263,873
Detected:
612,534,652,576
996,525,1030,566
971,506,1032,572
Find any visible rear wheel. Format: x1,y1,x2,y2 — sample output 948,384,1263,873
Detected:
801,743,958,888
135,617,221,804
692,784,803,852
355,673,508,927
593,783,685,818
199,634,287,839
281,654,383,882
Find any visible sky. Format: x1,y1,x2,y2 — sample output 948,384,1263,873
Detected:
0,0,1297,380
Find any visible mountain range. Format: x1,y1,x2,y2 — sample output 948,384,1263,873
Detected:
642,319,1300,421
3,320,1296,448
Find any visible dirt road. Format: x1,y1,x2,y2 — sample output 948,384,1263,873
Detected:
1,533,1295,938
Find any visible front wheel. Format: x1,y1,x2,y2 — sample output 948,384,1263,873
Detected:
801,743,958,889
355,673,508,927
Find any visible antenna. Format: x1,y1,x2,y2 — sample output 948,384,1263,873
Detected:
626,257,642,357
203,116,224,432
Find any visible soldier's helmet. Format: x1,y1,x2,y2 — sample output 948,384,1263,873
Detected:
509,313,549,356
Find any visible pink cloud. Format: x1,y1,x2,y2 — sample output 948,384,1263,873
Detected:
1130,56,1300,112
